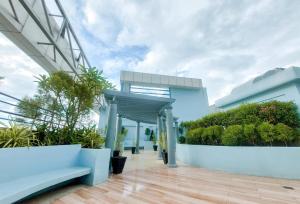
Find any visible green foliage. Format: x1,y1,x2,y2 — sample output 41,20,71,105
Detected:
80,129,105,149
18,66,113,137
159,132,167,150
13,66,112,149
178,136,186,144
243,124,258,145
33,124,105,149
151,131,157,145
274,123,295,146
17,97,43,127
115,126,128,152
183,121,299,146
145,128,151,135
186,127,204,144
0,121,38,148
222,125,243,146
178,127,184,135
181,101,300,130
258,101,299,127
180,101,300,147
257,122,275,146
202,125,223,145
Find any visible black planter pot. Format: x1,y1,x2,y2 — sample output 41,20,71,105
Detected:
131,147,136,154
161,150,168,164
113,150,120,157
111,156,127,174
153,145,158,151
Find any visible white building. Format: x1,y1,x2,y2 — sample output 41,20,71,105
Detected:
99,70,209,148
215,67,300,112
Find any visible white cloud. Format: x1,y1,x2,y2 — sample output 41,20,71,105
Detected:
2,0,300,107
0,33,48,120
0,33,47,98
75,0,300,104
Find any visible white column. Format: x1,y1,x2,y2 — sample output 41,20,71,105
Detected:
105,100,117,157
115,115,122,151
135,121,140,154
166,106,177,168
175,120,179,139
116,115,122,136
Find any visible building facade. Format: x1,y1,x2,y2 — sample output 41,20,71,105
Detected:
215,67,300,111
99,70,209,148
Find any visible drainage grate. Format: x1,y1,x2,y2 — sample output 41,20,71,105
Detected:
282,186,294,190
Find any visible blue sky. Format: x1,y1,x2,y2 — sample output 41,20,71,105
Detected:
1,0,300,104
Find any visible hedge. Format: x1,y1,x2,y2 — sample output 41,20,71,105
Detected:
185,122,299,146
182,101,300,130
182,101,300,146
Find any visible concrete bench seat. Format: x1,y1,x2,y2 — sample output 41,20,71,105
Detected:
0,167,91,204
0,145,111,204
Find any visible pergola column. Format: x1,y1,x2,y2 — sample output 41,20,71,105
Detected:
105,99,117,157
165,106,177,168
135,121,141,154
175,120,179,139
116,115,122,136
157,115,162,159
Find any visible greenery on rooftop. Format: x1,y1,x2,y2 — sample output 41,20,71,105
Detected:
115,126,128,154
1,66,113,149
181,101,300,146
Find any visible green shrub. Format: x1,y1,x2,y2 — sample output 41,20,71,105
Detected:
178,136,186,144
186,127,203,144
243,124,258,145
115,127,128,152
181,101,300,130
43,127,71,145
0,121,39,148
257,122,275,146
80,130,105,149
178,127,184,135
159,132,167,150
181,101,300,147
222,125,243,146
35,125,105,149
145,128,150,135
232,104,261,126
259,101,299,128
184,122,298,146
202,125,223,145
274,123,295,146
71,126,105,149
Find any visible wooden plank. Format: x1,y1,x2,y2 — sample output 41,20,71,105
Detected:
25,151,300,204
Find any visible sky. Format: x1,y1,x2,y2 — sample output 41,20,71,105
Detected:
1,0,300,105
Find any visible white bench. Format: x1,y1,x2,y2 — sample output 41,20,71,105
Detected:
0,145,110,204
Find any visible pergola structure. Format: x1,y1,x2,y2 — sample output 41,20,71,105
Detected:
103,90,178,168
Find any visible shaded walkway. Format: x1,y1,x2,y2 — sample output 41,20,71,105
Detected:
27,151,300,204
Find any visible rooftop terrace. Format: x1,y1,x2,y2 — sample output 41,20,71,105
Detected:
25,150,300,204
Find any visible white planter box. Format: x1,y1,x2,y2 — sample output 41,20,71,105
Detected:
79,148,110,185
177,144,300,179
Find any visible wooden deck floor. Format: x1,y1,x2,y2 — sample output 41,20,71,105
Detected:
27,151,300,204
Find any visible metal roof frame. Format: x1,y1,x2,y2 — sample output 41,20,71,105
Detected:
104,90,175,124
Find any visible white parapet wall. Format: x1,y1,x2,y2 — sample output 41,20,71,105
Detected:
177,144,300,179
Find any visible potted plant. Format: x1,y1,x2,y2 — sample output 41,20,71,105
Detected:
151,131,158,151
111,127,128,174
159,132,168,164
131,146,136,154
113,127,127,157
145,127,151,140
131,133,136,154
